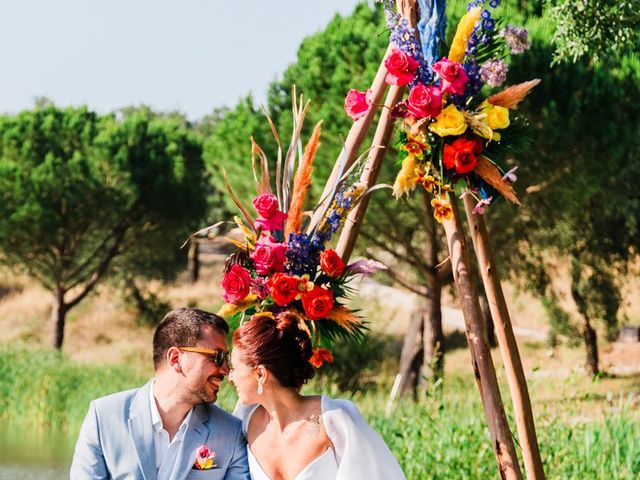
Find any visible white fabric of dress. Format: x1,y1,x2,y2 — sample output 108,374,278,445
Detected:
234,396,406,480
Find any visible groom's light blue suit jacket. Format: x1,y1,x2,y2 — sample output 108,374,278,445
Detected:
70,380,250,480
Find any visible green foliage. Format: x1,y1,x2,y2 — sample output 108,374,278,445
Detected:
0,105,209,345
550,0,640,64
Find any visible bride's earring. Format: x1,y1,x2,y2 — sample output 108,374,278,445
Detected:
257,379,263,395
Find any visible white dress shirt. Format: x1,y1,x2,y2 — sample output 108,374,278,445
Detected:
149,379,194,480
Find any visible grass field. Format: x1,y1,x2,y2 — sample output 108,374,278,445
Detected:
1,266,640,478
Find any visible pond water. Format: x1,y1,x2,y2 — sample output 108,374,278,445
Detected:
0,422,76,479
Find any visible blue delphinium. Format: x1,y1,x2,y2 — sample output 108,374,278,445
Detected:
286,232,323,277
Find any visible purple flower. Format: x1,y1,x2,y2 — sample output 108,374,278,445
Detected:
480,59,508,87
472,196,493,215
286,232,322,276
483,19,495,31
502,166,518,183
489,0,500,7
500,25,531,54
250,276,270,300
481,10,492,20
347,259,387,275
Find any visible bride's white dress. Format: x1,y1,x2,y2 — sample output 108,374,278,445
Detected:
235,395,406,480
248,446,338,480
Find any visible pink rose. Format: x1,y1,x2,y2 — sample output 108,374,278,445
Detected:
407,84,442,119
252,193,279,218
252,193,287,231
344,89,372,121
251,235,287,275
221,265,250,304
432,57,469,95
384,49,419,86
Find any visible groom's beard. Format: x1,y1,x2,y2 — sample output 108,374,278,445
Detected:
185,374,225,405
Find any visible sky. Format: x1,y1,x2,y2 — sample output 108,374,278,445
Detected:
0,0,371,120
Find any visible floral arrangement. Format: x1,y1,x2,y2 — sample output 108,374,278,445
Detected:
193,445,217,470
218,95,385,368
345,0,539,223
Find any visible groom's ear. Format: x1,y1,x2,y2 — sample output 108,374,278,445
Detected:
166,347,182,373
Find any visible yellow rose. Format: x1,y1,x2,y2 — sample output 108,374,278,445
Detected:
429,105,468,137
485,105,510,130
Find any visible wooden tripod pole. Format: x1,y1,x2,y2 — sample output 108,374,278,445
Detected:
444,199,523,480
462,196,545,480
336,84,404,261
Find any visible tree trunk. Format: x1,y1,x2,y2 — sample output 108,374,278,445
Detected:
582,317,599,376
188,240,200,283
397,309,424,399
50,289,68,349
422,280,444,386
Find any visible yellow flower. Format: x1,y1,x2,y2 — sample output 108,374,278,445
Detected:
418,174,439,193
431,195,453,223
472,103,511,141
449,7,482,63
393,154,421,198
429,105,468,137
484,104,510,130
217,294,259,317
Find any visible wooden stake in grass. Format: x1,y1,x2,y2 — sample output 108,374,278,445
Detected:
463,194,546,480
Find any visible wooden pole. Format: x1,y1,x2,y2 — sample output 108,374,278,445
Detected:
462,196,546,480
336,84,404,261
307,45,392,232
443,198,523,480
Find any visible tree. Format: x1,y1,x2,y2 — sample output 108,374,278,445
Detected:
0,105,208,349
488,3,640,375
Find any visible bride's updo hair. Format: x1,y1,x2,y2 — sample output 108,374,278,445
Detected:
232,311,315,388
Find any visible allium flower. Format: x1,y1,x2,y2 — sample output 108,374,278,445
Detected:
500,25,530,54
480,59,508,87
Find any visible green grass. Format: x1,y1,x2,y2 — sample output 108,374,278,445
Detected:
1,344,639,479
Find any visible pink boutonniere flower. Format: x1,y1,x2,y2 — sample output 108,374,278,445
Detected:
193,445,218,470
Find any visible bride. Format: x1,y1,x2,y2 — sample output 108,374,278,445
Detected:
230,312,406,480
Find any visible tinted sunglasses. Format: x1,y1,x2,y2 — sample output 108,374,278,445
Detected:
179,347,230,367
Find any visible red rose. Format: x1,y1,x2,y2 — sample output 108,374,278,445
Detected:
407,84,442,119
301,285,334,320
269,273,300,306
432,57,469,95
384,49,419,87
344,89,372,121
320,249,345,277
251,235,287,275
252,193,279,218
443,137,484,174
221,265,251,304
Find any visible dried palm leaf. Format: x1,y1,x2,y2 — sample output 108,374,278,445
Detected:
222,168,255,230
282,89,311,212
250,137,270,195
285,120,322,236
217,294,260,318
475,157,520,205
487,79,541,109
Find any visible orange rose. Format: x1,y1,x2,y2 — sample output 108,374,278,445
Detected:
301,285,334,320
269,273,300,306
320,249,345,277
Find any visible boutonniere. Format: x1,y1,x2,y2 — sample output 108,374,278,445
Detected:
193,445,218,470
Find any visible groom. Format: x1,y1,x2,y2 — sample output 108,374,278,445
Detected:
70,307,249,480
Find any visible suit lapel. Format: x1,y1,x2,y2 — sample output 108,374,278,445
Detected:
172,404,210,480
128,380,158,480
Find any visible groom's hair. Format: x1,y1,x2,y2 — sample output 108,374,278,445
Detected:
152,307,229,369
